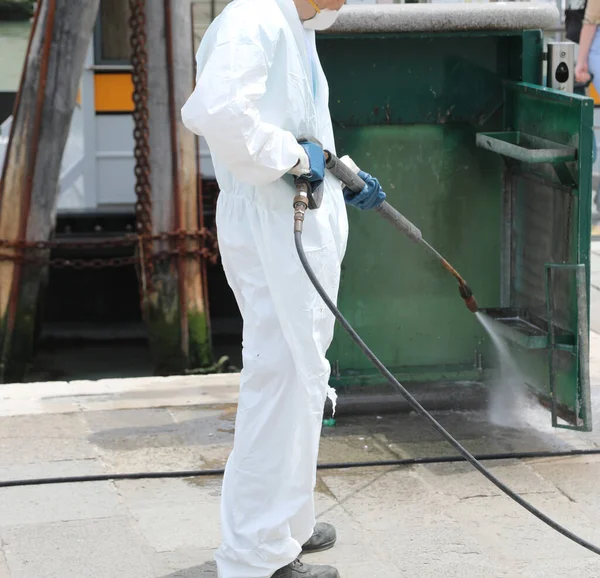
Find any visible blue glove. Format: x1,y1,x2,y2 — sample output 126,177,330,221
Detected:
297,140,325,187
343,170,386,210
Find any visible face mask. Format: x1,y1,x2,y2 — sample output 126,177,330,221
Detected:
303,8,340,31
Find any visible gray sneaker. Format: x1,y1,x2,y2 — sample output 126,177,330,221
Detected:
301,522,337,553
272,558,340,578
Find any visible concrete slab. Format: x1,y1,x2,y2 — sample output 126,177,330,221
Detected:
86,407,233,473
115,477,220,509
0,457,105,481
318,433,397,463
0,481,122,527
116,478,222,552
129,501,222,553
0,413,88,439
95,446,208,474
317,471,498,576
84,407,175,433
515,557,600,578
1,517,156,578
322,468,443,531
154,549,216,577
0,552,9,578
382,436,507,460
88,408,230,453
528,456,600,500
413,459,558,500
0,436,95,466
444,492,600,564
159,561,218,578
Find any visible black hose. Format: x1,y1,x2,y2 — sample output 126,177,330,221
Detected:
294,229,600,556
2,449,600,489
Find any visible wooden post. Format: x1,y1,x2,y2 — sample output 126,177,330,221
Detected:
0,0,100,382
143,0,212,373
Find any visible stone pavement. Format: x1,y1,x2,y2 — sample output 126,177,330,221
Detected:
2,250,600,577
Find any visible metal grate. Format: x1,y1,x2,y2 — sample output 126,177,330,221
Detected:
510,171,575,332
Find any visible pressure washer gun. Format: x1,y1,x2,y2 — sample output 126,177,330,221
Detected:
323,151,479,314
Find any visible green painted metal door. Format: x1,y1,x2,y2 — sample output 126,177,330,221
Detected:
478,81,593,431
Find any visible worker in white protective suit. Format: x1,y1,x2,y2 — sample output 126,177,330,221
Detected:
182,0,386,576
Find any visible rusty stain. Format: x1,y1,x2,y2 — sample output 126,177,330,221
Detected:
373,106,380,116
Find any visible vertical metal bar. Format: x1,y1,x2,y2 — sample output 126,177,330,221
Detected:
500,167,512,308
545,264,558,427
82,43,98,211
576,264,592,430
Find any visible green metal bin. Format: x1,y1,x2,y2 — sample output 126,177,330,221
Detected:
319,4,593,431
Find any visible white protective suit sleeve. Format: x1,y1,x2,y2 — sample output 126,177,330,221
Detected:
181,38,306,187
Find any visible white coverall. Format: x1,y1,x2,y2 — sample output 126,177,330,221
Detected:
181,0,348,576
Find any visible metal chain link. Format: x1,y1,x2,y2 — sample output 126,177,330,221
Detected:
129,0,154,290
0,230,219,269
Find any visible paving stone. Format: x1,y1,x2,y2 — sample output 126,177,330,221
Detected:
443,492,600,563
0,481,122,527
318,433,396,464
168,407,236,446
413,458,558,500
528,457,600,498
96,446,207,474
117,478,222,552
115,478,221,509
84,408,175,434
1,517,156,578
0,413,88,439
0,551,9,578
0,437,95,467
154,548,216,576
0,458,105,482
515,556,600,578
159,560,217,577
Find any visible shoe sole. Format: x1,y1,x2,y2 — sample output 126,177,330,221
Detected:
301,539,336,554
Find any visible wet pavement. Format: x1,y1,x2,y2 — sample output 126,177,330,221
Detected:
2,252,600,576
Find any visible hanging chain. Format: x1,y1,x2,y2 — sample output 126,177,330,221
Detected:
129,0,154,291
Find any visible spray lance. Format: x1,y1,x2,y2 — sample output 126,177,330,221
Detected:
323,151,478,313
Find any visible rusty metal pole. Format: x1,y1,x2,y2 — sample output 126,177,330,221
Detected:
0,0,100,382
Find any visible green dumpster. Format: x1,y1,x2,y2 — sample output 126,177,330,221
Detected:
319,4,593,431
